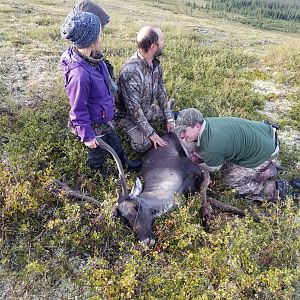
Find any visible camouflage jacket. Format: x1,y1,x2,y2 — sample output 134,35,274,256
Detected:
117,51,173,137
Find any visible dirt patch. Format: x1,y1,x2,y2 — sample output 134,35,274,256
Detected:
192,26,228,44
253,79,288,96
0,49,61,107
254,79,300,149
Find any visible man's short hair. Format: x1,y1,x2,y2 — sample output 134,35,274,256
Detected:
137,29,159,52
175,108,204,133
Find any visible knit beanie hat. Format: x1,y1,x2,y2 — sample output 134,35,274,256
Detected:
74,0,110,29
61,11,101,49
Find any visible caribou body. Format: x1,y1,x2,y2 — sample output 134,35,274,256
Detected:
54,132,258,245
116,132,210,245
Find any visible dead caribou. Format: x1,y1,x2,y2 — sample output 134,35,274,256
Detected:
113,132,260,244
53,131,257,245
56,133,255,245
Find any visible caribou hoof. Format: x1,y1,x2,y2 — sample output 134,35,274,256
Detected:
200,202,213,232
141,237,156,246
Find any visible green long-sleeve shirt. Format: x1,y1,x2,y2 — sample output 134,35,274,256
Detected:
197,117,276,169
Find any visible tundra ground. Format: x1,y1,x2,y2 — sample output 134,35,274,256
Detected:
0,0,299,299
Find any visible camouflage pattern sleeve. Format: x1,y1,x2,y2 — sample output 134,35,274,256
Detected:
156,65,174,120
119,69,155,137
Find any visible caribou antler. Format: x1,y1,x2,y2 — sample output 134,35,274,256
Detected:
51,179,102,207
95,137,129,203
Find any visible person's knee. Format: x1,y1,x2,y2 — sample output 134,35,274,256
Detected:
118,120,152,153
132,140,152,153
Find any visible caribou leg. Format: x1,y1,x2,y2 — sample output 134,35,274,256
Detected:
193,167,213,230
176,166,213,230
176,174,200,196
207,197,260,222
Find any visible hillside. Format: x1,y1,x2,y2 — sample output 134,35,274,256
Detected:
144,0,300,32
0,0,299,298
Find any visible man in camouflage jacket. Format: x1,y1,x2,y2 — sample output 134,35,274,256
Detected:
116,26,175,153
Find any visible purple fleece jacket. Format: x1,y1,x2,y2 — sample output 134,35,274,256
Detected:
60,47,114,142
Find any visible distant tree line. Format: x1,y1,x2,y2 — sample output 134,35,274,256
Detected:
205,0,300,22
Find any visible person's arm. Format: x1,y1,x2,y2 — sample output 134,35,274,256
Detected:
199,151,224,172
166,119,175,132
155,65,174,125
66,70,95,143
119,70,155,137
199,163,222,172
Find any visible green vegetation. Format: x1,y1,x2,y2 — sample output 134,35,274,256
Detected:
211,0,300,32
208,0,300,22
0,0,299,298
146,0,300,32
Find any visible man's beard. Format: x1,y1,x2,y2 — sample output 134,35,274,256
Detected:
154,47,163,57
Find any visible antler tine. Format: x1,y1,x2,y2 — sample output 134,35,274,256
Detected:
95,137,129,203
51,179,102,207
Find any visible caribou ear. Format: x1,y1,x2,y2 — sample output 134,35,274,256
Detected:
129,177,143,197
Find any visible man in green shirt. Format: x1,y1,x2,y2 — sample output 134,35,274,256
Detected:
175,108,281,201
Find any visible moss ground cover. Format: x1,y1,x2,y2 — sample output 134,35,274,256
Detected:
0,0,299,298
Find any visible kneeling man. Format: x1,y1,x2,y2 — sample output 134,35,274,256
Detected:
116,25,175,152
175,108,281,201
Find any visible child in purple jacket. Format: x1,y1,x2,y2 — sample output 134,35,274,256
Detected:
60,11,141,174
